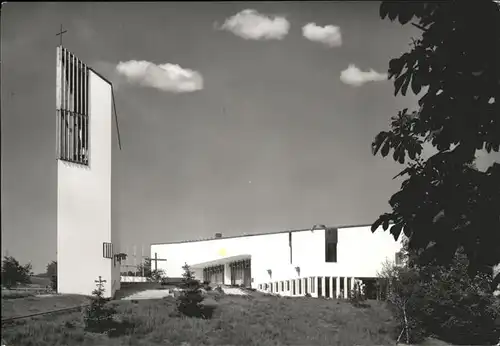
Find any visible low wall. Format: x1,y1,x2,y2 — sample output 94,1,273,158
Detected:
120,276,149,283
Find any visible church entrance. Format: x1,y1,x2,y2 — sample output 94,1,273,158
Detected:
203,265,224,285
230,259,251,287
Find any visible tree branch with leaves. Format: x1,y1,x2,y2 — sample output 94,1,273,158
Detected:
371,0,500,291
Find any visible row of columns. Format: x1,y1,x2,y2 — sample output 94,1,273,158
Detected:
260,276,356,299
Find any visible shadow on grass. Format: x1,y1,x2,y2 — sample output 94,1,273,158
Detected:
176,304,217,320
107,319,135,338
351,301,371,309
82,319,136,338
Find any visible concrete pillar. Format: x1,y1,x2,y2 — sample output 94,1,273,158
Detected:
336,277,340,299
329,276,334,299
224,263,231,285
308,277,311,295
351,277,356,296
343,276,348,299
321,276,326,298
301,278,305,296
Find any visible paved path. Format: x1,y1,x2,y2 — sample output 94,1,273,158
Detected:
221,286,248,296
121,289,173,300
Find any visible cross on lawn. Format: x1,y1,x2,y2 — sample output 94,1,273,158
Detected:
56,24,67,46
147,252,167,271
95,276,106,289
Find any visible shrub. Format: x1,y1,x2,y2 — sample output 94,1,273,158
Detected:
176,263,206,318
83,276,117,334
350,280,369,308
50,275,57,292
379,247,500,345
202,280,212,291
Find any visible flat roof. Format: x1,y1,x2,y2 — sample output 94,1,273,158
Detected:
150,223,375,246
190,254,251,269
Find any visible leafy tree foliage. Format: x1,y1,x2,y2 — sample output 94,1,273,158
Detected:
136,258,166,282
136,258,152,278
380,244,500,345
45,260,58,291
176,263,205,318
45,260,57,278
371,0,500,287
1,256,33,288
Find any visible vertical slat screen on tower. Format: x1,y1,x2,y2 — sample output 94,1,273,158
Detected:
56,46,90,166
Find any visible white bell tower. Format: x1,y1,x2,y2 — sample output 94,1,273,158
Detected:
56,45,120,298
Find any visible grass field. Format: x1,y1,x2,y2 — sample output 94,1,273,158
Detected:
28,276,52,287
1,291,398,346
2,294,89,320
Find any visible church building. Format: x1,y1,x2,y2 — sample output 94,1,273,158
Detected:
151,224,404,299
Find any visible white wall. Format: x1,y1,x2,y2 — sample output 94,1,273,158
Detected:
57,70,115,298
151,232,292,286
151,225,404,289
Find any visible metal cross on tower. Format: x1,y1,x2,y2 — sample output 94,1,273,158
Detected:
56,24,67,46
146,252,167,271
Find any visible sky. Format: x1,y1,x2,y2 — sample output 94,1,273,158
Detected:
2,2,498,274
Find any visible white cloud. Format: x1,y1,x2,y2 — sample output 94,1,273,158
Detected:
116,60,203,93
302,23,342,47
219,9,290,40
340,64,388,87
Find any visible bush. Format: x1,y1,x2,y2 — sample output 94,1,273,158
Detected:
350,280,369,308
202,281,212,291
149,269,166,283
50,275,57,292
176,263,206,318
83,276,117,334
379,247,500,345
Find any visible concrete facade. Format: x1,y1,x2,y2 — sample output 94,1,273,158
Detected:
151,224,404,298
56,46,119,298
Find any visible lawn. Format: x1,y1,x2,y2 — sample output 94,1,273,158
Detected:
2,294,89,320
1,291,398,346
28,275,52,287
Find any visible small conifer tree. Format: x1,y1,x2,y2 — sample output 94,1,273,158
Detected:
84,276,116,333
176,263,205,318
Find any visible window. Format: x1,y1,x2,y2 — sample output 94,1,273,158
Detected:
311,277,315,293
325,228,338,263
326,243,337,262
280,281,284,291
103,242,113,259
286,280,290,291
57,47,90,166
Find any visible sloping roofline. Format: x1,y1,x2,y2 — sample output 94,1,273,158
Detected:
150,223,377,246
88,67,113,86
